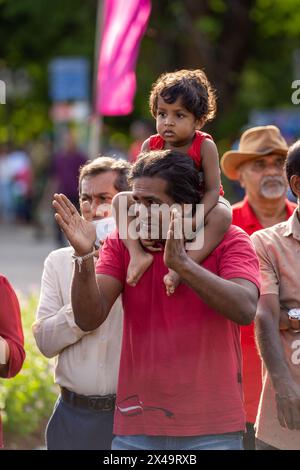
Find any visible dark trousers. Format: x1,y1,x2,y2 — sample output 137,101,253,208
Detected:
46,397,114,450
243,422,256,450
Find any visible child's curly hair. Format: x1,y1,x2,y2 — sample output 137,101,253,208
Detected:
149,69,217,125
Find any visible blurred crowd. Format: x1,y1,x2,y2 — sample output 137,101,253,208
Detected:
0,142,34,224
0,120,154,244
0,119,297,251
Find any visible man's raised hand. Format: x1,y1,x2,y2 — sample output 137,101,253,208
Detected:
164,209,187,272
53,193,96,255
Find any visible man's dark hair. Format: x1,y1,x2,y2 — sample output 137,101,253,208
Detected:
285,140,300,197
149,69,216,125
129,150,202,213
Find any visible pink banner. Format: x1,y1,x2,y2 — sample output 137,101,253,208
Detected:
97,0,151,116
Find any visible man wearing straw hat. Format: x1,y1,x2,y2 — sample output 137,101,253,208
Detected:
221,125,296,449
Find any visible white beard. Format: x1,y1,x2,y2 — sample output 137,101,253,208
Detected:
260,176,286,199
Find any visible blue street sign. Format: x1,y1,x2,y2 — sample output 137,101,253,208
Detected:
49,57,90,102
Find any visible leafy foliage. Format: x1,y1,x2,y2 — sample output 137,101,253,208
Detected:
1,0,300,144
0,0,97,143
0,294,57,436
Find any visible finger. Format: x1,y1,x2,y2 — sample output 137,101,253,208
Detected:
276,395,294,430
169,209,175,226
81,200,92,221
54,213,71,234
275,394,287,428
167,228,174,240
276,403,286,428
172,209,183,240
59,193,78,215
53,200,72,225
284,403,295,430
285,401,300,430
167,212,176,240
170,208,178,226
53,194,73,219
173,215,181,240
291,405,300,430
53,193,67,212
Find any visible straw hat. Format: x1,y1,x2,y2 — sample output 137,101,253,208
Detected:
221,125,288,180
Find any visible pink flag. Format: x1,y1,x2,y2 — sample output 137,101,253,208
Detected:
97,0,151,116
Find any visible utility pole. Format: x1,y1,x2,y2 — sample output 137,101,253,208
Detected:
89,0,104,158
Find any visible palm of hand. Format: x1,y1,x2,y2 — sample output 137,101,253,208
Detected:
164,212,186,270
164,236,184,269
67,214,96,255
53,194,96,255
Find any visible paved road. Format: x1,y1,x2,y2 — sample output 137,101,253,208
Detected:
0,222,57,294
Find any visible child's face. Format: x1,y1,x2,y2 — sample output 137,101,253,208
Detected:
156,96,200,147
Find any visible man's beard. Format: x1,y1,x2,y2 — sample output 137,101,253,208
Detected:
260,175,287,199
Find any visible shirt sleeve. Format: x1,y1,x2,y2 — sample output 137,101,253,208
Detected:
217,227,261,292
96,231,126,285
33,252,90,359
0,276,25,378
251,232,280,296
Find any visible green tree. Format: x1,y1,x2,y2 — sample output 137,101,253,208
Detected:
0,0,97,143
135,0,300,142
1,0,300,144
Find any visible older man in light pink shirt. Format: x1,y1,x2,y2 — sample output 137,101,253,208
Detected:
252,140,300,450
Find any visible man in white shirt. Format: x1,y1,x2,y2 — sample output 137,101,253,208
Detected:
33,156,131,450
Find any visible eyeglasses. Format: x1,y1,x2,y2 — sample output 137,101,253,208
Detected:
117,395,174,418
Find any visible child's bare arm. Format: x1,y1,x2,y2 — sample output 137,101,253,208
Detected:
112,191,153,286
141,138,150,152
201,139,221,218
187,201,232,264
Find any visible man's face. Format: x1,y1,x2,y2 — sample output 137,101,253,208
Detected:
238,154,287,201
80,171,119,220
132,176,176,241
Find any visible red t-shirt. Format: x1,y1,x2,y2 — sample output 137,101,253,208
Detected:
149,131,224,196
96,226,260,436
0,275,25,448
232,197,296,424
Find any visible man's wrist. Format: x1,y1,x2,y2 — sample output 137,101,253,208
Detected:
72,250,98,273
74,246,95,257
